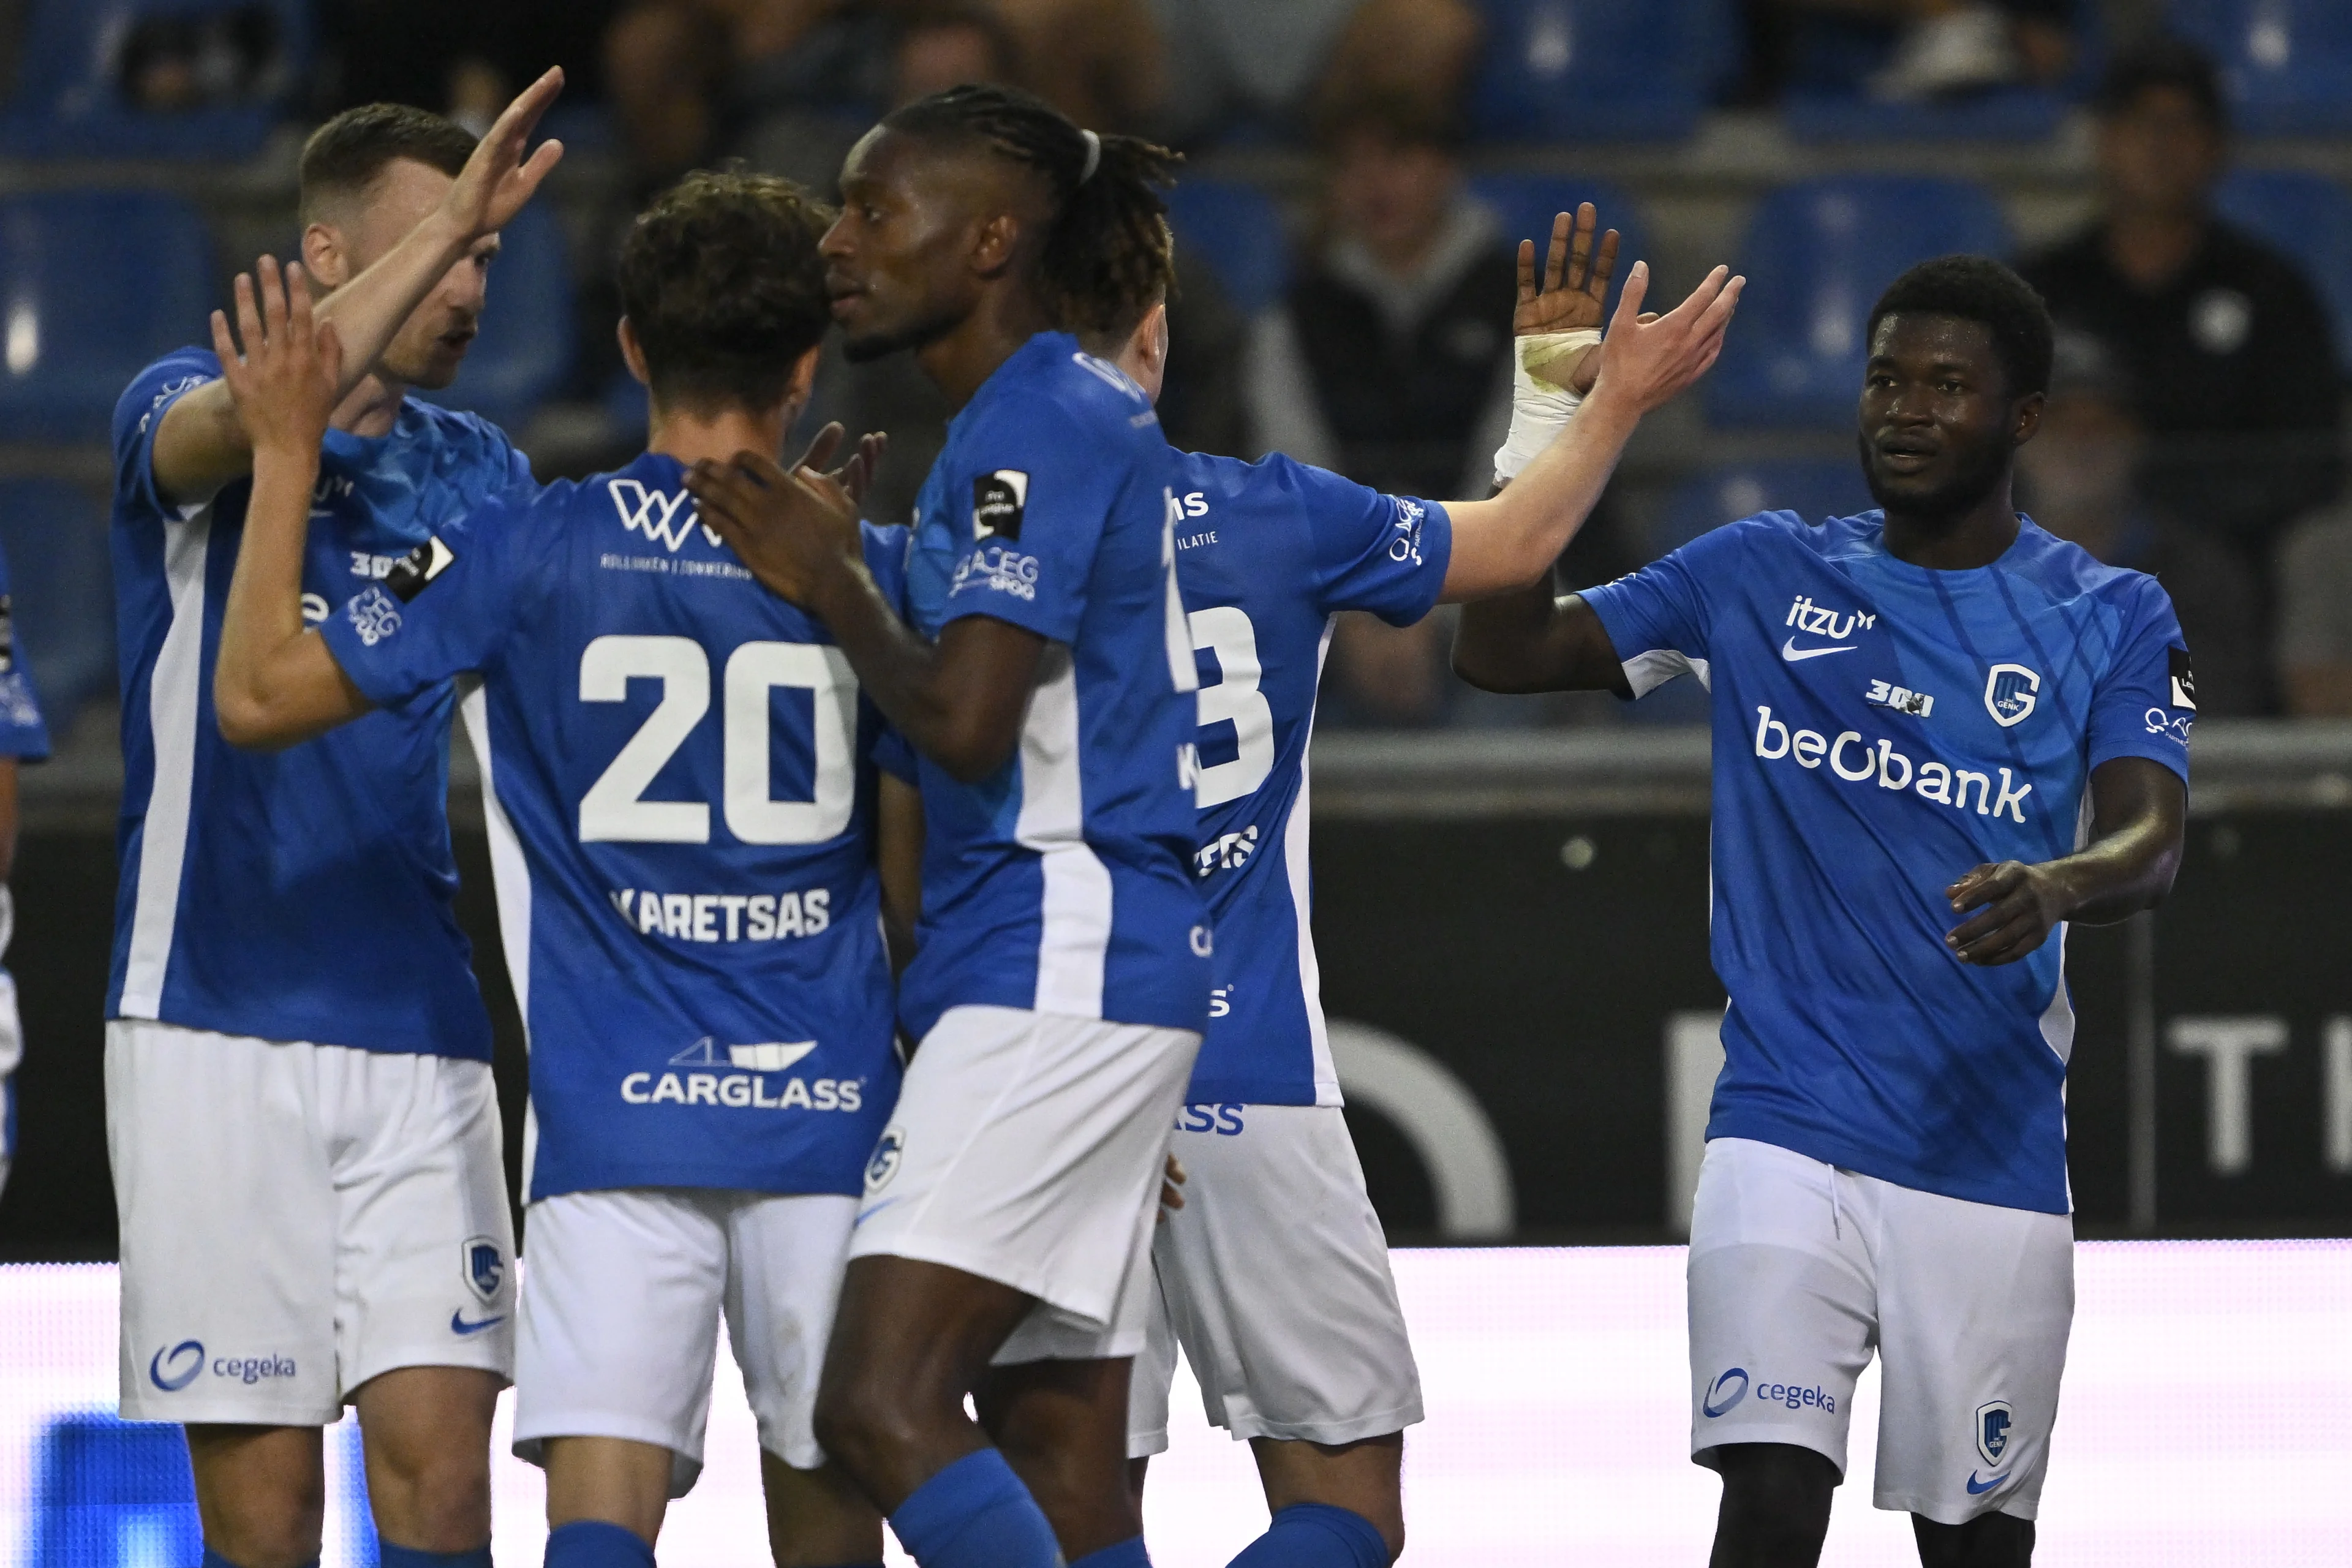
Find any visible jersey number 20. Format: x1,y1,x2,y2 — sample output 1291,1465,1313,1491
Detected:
576,634,858,845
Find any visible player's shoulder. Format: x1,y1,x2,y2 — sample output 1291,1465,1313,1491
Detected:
1675,507,1836,571
2002,517,2170,615
113,345,221,433
1178,448,1339,510
859,517,913,597
399,398,523,474
978,332,1159,444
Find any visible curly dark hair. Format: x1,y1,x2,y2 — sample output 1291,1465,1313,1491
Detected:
298,103,476,224
617,168,837,413
1868,255,2055,400
882,83,1178,338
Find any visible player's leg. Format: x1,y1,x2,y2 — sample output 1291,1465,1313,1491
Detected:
820,1005,1199,1568
1867,1173,2072,1568
1155,1104,1420,1566
326,1046,515,1564
976,1355,1144,1562
721,1189,886,1567
515,1188,737,1566
1686,1138,1880,1568
107,1021,346,1568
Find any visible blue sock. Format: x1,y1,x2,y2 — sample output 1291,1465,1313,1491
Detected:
1071,1535,1150,1568
200,1553,316,1568
381,1547,494,1568
1229,1503,1389,1568
545,1518,655,1568
888,1449,1062,1568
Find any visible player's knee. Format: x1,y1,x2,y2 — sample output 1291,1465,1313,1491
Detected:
1710,1443,1837,1563
365,1439,491,1550
812,1368,923,1481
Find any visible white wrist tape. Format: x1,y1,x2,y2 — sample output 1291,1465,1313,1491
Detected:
1492,327,1601,485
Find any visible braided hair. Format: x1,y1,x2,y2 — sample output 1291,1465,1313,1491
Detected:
882,83,1179,338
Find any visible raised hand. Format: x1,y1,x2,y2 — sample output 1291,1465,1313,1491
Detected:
440,66,566,243
685,435,864,609
1587,261,1744,416
210,257,345,458
1512,205,1619,398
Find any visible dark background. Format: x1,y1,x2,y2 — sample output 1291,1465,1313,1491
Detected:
7,804,2345,1259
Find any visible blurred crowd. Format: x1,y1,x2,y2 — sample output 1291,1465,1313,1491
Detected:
9,0,2352,728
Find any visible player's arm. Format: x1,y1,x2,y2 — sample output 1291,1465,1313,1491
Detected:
685,446,1046,784
876,772,923,976
1943,756,2185,967
1439,224,1741,604
149,69,567,508
1449,584,1630,695
208,260,377,750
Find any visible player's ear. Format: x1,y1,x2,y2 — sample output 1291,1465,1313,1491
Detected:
617,317,651,387
787,342,823,404
301,222,349,292
1137,301,1170,377
970,210,1022,279
2011,389,2046,447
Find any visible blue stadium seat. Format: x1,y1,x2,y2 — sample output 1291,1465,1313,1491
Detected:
1166,179,1289,317
1706,176,2013,429
1653,460,1874,558
1470,0,1735,144
2170,0,2352,137
29,1411,202,1567
1466,176,1648,305
421,202,575,431
1776,2,2101,143
0,0,313,160
0,478,116,736
2215,168,2352,373
0,190,216,443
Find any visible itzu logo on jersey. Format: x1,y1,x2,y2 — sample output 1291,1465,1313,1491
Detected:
618,1034,864,1113
611,479,721,552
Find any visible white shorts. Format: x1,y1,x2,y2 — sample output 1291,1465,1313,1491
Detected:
107,1020,516,1426
1687,1137,2074,1525
513,1188,854,1493
851,1005,1199,1362
1128,1104,1422,1458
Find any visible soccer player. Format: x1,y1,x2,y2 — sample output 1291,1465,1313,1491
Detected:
105,77,562,1568
682,86,1207,1568
1454,256,2192,1568
207,173,917,1568
1074,211,1739,1567
0,541,48,1205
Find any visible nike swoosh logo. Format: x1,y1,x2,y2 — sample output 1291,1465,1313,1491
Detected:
450,1311,506,1335
1966,1470,2009,1494
1781,638,1857,662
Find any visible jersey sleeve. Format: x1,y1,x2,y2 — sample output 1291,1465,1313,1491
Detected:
0,545,49,761
318,491,541,707
1284,456,1453,626
1580,516,1752,698
2086,576,2193,786
858,519,919,784
110,348,222,523
935,393,1121,643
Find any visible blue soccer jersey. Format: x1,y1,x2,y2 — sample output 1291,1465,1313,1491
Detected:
897,333,1209,1042
1170,451,1452,1105
320,452,907,1199
1583,510,2193,1214
108,349,532,1057
0,539,52,765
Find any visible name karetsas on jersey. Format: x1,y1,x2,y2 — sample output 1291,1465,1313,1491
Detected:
609,888,832,941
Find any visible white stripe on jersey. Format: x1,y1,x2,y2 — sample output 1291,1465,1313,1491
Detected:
119,505,212,1017
459,676,540,1191
1017,644,1112,1018
1292,617,1342,1107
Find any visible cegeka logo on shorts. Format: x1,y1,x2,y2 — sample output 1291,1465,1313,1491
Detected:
148,1340,297,1390
1702,1366,1836,1418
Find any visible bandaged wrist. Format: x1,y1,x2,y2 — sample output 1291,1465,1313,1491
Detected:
1493,327,1602,484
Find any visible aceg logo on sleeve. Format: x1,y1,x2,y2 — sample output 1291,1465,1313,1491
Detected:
344,584,403,646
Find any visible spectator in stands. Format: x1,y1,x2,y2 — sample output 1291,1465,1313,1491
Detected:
1733,0,2075,104
1147,0,1479,146
2019,39,2344,576
325,1,616,134
2275,510,2352,717
2018,332,2269,714
1248,92,1517,726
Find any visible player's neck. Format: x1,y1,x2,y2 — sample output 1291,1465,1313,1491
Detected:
329,371,406,440
647,402,792,470
916,284,1055,410
1882,483,2022,571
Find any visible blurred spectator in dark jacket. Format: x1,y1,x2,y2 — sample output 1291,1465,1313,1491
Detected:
2018,333,2271,714
1146,0,1479,146
1735,0,2075,104
324,0,616,131
2019,39,2344,570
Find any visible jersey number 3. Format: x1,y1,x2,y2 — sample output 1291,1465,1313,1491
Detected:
1190,606,1275,809
577,634,858,845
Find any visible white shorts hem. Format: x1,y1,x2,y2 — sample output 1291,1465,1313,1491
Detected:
1876,1488,2039,1526
1228,1400,1423,1447
1692,1428,1847,1482
850,1232,1114,1329
117,1394,344,1428
1126,1425,1170,1460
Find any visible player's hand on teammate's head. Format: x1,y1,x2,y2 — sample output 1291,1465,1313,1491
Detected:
441,66,566,243
684,435,862,609
1588,260,1745,415
1943,860,2070,967
210,256,345,458
1158,1154,1187,1223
